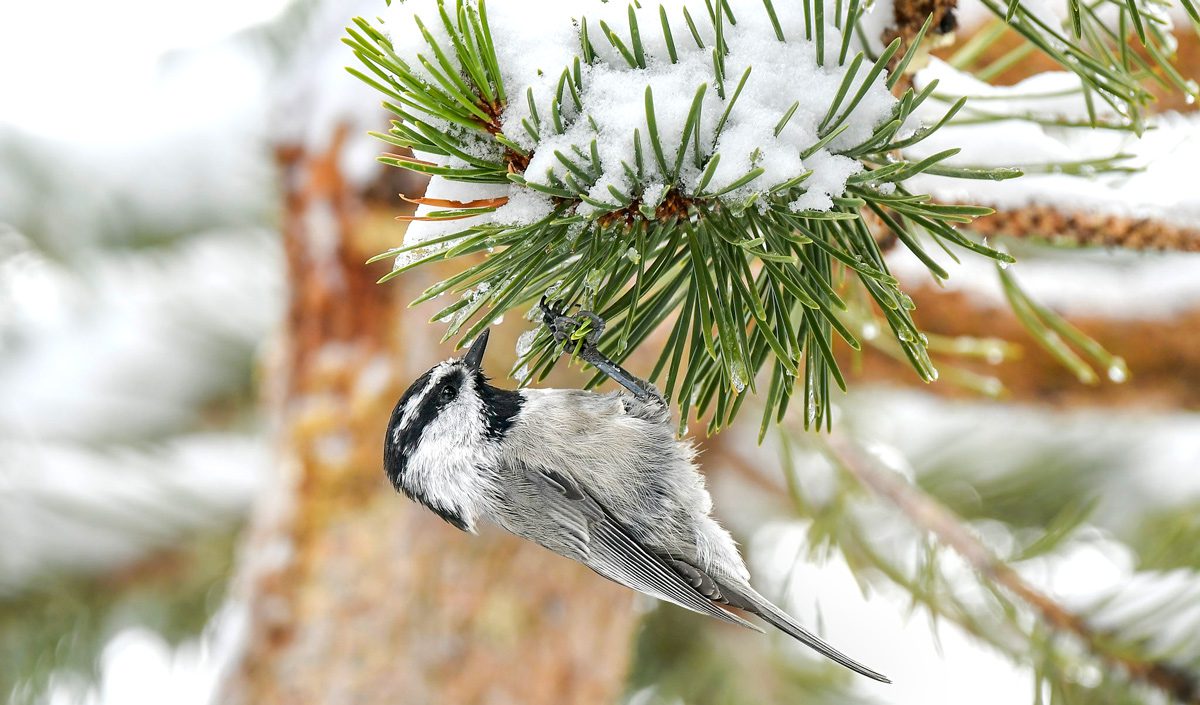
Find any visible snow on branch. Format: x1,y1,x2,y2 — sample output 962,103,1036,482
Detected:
905,60,1200,248
345,0,1022,433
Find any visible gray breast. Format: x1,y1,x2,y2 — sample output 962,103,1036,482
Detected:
499,389,708,562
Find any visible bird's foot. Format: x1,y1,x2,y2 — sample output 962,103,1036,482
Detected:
539,297,605,353
538,296,664,406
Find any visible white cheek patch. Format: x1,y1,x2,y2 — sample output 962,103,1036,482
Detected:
397,366,493,529
405,430,497,532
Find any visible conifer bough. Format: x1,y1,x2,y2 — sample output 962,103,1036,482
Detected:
347,0,1017,435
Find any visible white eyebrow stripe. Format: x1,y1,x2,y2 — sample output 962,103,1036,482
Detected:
399,363,454,430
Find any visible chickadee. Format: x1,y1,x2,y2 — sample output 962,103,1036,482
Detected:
384,302,889,683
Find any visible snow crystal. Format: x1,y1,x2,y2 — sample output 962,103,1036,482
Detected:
379,0,899,254
512,328,539,384
856,0,898,54
1018,0,1066,30
515,328,538,358
788,150,862,211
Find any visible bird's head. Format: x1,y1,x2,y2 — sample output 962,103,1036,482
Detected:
383,329,522,530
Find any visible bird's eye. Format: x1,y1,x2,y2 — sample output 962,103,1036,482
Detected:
440,384,457,402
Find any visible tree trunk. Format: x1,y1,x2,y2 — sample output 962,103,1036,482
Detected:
218,126,637,705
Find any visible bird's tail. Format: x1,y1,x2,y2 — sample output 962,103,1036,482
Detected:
726,584,891,683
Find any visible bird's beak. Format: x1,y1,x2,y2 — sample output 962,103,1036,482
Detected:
461,328,489,371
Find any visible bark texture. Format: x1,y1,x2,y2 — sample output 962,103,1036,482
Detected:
217,126,637,705
890,0,958,41
966,203,1200,253
885,0,959,80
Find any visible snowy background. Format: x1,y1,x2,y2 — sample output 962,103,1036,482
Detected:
1,2,284,703
2,1,1198,704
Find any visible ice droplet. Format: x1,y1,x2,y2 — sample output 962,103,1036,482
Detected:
731,361,748,393
985,347,1005,365
515,328,538,357
1107,359,1129,383
998,259,1011,270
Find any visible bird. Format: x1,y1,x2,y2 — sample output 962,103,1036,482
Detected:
383,300,890,683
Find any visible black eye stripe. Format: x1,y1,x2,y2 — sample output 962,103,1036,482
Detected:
387,368,462,444
424,369,464,416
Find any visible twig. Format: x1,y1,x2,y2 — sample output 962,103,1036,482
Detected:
821,434,1200,704
969,204,1200,253
871,201,1200,254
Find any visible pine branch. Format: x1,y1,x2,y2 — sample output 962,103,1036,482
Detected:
960,2,1199,130
997,264,1128,386
349,0,1021,434
845,279,1200,409
822,434,1200,705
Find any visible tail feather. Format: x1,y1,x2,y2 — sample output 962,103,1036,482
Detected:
729,585,891,683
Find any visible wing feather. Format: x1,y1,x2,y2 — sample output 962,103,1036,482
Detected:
587,519,759,630
514,464,760,631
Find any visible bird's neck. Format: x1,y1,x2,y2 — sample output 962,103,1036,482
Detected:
478,381,524,439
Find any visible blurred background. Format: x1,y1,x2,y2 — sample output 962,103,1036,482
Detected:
1,1,1198,704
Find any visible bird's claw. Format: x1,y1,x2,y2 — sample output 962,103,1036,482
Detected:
539,297,605,352
537,296,663,405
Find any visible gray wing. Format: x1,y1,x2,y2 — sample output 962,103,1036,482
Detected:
499,460,761,632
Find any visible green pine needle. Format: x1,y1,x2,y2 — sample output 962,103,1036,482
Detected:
349,0,1040,435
